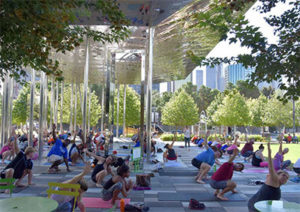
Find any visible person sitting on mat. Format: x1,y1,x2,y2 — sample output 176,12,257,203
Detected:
0,138,15,164
1,128,36,188
227,135,239,155
101,164,133,205
69,132,84,166
248,141,289,212
192,131,222,184
290,158,300,182
273,135,291,171
241,133,254,162
209,149,244,200
252,144,268,167
52,164,90,212
47,124,71,173
163,134,178,162
84,149,116,188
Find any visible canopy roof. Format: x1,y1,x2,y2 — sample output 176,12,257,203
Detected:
55,0,220,84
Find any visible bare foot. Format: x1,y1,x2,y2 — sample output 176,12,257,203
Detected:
232,189,238,193
96,183,103,188
4,189,10,194
48,168,56,173
217,194,229,201
214,190,219,196
196,179,205,184
28,183,35,186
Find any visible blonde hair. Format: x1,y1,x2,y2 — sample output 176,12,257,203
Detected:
25,147,36,155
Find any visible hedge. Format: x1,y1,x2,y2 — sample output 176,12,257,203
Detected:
160,133,186,141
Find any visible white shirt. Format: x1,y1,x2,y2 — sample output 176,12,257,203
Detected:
294,158,300,168
184,129,191,138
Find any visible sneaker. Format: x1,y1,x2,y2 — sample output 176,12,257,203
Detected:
189,199,205,210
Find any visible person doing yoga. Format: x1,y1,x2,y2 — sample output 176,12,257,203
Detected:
273,135,291,171
101,164,133,205
248,140,289,212
252,144,268,167
163,133,178,162
84,149,116,188
192,131,222,184
209,149,244,200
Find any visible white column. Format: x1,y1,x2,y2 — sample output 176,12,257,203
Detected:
29,69,36,147
69,83,74,132
82,38,89,145
116,84,120,137
38,72,45,160
123,85,126,136
60,81,64,133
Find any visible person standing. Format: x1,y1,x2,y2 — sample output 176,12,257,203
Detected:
184,127,191,148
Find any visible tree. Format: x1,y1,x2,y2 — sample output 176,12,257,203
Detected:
161,90,199,127
1,0,129,82
59,85,101,127
261,86,275,99
296,100,300,127
212,89,250,127
188,0,300,100
198,85,220,113
12,85,29,125
226,82,236,91
153,91,173,118
247,95,268,127
113,85,140,127
263,93,293,129
236,80,260,99
177,82,199,103
206,93,224,126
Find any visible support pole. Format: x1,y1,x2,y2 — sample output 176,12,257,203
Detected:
101,86,105,131
123,85,126,137
146,27,155,161
55,81,59,127
104,49,111,156
1,76,7,147
88,87,91,132
43,75,48,131
70,83,74,132
60,81,64,133
7,78,14,139
29,69,36,147
140,52,146,154
38,72,45,160
110,53,116,134
116,84,120,137
74,84,77,132
82,38,89,145
50,78,54,129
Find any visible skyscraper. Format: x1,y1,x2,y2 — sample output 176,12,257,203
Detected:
225,64,254,86
204,64,224,91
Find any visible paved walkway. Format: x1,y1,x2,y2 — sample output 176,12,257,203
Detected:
0,139,299,212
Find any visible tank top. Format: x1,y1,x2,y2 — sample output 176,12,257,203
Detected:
168,149,176,158
103,178,115,190
91,163,104,179
252,150,262,167
248,184,281,211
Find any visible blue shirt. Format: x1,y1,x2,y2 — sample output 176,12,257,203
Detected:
195,147,215,166
59,134,68,140
47,139,68,159
134,141,141,147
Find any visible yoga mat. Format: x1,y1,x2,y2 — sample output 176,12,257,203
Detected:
82,197,130,208
42,162,85,167
164,161,184,168
243,168,269,174
158,192,246,201
159,171,198,176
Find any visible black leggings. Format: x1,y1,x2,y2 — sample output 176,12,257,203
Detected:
294,167,300,174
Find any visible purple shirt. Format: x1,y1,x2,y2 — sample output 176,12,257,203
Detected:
273,153,283,170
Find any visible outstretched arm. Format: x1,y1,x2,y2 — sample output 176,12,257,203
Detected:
228,149,238,163
203,131,210,149
83,149,105,162
12,128,20,154
245,133,249,143
278,134,283,154
267,142,277,181
65,164,91,184
170,133,176,148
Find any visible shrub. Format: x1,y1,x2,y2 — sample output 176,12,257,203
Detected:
160,133,185,141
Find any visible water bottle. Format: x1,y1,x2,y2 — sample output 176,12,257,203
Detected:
120,199,125,212
213,164,217,172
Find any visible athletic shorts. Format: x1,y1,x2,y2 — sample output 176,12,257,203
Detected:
167,156,177,161
48,155,63,163
209,179,227,189
102,182,122,201
191,158,202,169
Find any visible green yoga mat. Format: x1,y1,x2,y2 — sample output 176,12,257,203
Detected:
158,192,246,201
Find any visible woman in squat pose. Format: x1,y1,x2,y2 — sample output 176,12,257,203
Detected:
248,139,289,212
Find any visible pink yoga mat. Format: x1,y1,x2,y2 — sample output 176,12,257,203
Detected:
82,197,130,208
243,168,269,173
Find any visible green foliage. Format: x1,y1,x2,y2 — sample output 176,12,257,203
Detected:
236,80,260,99
162,90,199,127
247,95,268,127
213,89,250,126
261,86,275,99
153,91,173,115
263,93,293,127
160,133,185,141
296,100,300,127
59,85,101,127
189,0,300,100
206,93,224,126
1,0,129,82
197,85,220,113
239,134,265,142
113,85,140,127
12,85,30,125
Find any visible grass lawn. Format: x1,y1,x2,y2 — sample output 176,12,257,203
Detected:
240,143,300,163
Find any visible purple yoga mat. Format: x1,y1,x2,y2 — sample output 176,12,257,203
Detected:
243,168,269,173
